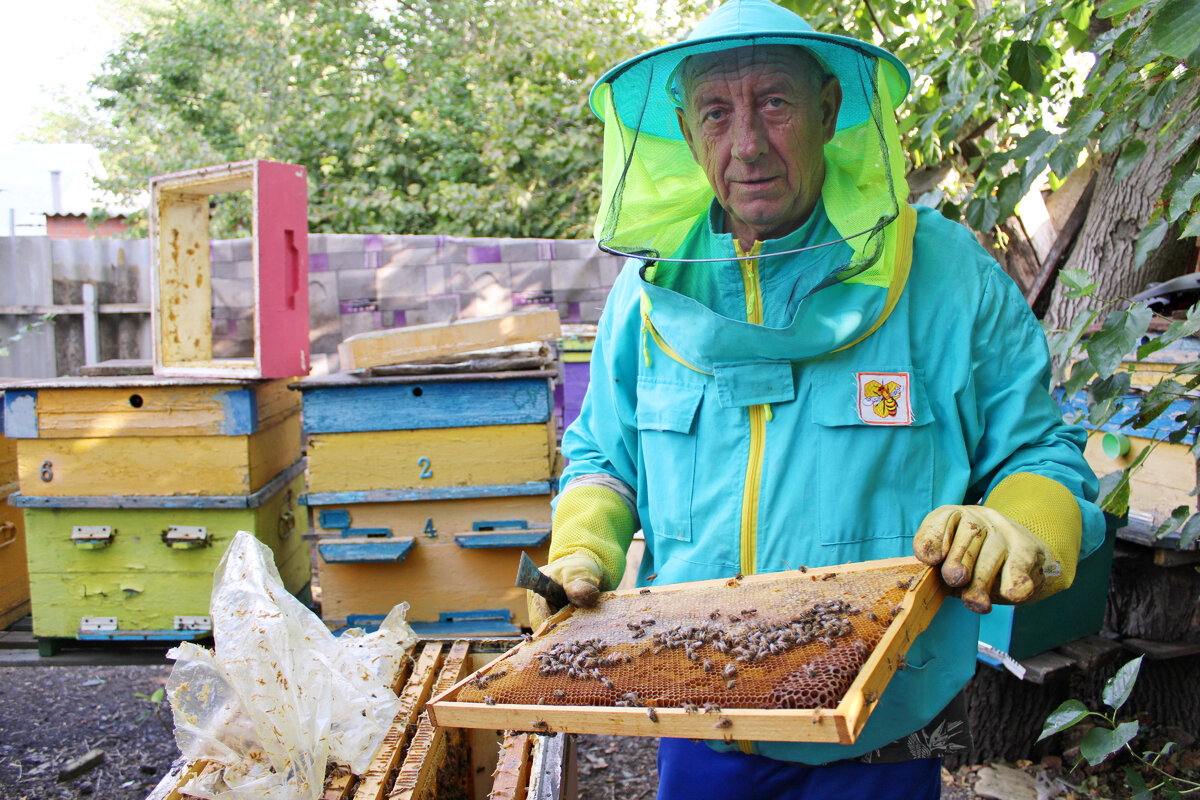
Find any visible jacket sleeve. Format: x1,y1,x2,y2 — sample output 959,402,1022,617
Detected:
964,264,1106,561
550,263,645,586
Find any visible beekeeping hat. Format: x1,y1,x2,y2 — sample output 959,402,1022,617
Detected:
590,0,913,284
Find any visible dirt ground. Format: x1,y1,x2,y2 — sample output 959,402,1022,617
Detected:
0,661,1195,800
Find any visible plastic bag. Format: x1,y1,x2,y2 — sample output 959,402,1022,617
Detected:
167,531,417,800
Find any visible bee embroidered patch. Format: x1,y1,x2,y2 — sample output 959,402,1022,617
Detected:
856,372,913,425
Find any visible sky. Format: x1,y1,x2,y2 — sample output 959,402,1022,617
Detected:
0,0,125,232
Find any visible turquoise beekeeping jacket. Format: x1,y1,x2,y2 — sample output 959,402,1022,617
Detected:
559,201,1104,764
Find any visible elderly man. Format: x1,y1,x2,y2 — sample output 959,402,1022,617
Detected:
532,1,1104,797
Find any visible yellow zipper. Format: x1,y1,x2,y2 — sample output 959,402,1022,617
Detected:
736,241,765,578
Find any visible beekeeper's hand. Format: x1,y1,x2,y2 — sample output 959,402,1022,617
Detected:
912,473,1082,614
526,551,604,631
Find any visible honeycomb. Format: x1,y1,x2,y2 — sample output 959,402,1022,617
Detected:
456,563,925,711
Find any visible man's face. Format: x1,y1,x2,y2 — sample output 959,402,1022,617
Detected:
675,46,841,247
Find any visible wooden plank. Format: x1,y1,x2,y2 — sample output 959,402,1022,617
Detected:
305,423,553,495
155,191,213,365
1055,636,1125,671
427,557,942,744
1122,638,1200,660
488,733,533,800
298,376,553,434
0,486,30,630
1016,650,1077,685
339,310,562,371
17,412,301,497
1083,436,1197,532
303,482,555,506
454,529,551,549
352,642,446,800
10,458,305,510
386,642,473,800
318,537,416,564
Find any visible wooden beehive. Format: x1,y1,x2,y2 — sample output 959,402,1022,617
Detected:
148,639,571,800
150,159,310,379
4,376,301,498
428,558,945,745
19,463,307,643
295,370,558,631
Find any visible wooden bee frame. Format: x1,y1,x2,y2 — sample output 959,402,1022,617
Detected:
427,557,946,745
149,160,309,379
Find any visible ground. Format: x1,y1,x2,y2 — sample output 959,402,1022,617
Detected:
0,663,1196,799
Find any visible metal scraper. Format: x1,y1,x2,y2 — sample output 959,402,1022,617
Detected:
515,551,569,612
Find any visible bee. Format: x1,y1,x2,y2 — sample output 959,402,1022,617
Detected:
709,610,721,620
741,609,757,616
863,379,902,418
726,679,737,690
866,610,879,622
864,691,880,705
821,573,837,581
531,720,550,732
639,588,652,595
484,696,496,705
723,662,738,678
646,707,659,723
798,565,808,573
642,617,656,626
682,702,700,714
646,573,658,582
895,654,907,670
713,717,732,729
702,659,714,673
703,702,722,714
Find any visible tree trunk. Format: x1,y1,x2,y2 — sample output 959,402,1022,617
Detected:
1043,82,1200,331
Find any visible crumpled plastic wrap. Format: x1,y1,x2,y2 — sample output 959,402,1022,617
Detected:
166,531,417,800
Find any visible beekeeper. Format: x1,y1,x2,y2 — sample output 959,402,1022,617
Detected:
531,0,1105,796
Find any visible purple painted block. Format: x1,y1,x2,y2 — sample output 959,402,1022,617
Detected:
392,310,407,327
538,240,556,260
366,251,382,269
468,245,502,264
339,299,378,314
564,302,582,323
364,234,384,252
563,360,591,432
310,253,331,272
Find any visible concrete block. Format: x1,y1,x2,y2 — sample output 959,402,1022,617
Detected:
552,239,601,261
340,309,382,341
210,240,234,264
511,260,552,294
323,234,368,254
212,258,253,280
421,262,453,298
395,234,440,249
596,253,626,288
307,234,329,255
434,237,473,266
327,251,371,271
211,276,254,310
500,239,542,263
337,268,377,302
551,257,602,292
377,260,428,309
228,238,252,262
448,263,513,295
382,246,439,269
405,295,461,327
308,272,341,354
461,272,514,319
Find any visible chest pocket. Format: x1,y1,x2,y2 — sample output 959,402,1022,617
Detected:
809,367,936,551
636,378,703,542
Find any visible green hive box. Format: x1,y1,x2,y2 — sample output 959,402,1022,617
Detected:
20,465,308,642
978,518,1117,661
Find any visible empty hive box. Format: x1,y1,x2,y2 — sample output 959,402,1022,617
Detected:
150,159,310,379
428,557,944,745
295,370,557,631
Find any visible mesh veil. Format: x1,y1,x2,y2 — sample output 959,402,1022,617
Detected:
590,1,912,289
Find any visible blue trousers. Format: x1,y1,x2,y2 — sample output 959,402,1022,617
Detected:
656,739,942,800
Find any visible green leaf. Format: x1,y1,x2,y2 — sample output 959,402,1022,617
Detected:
1096,0,1149,19
1134,217,1169,269
1080,721,1140,765
1154,505,1191,539
1038,699,1091,741
1104,656,1145,711
1180,514,1200,549
1060,268,1100,299
1087,305,1153,379
1007,40,1044,93
1064,359,1097,396
151,687,165,703
1126,766,1152,800
1098,469,1130,516
1133,378,1187,428
1114,140,1149,182
1150,0,1200,59
1169,175,1200,221
1182,212,1200,238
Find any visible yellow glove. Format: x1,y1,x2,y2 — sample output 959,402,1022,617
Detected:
526,551,605,631
526,483,637,630
913,472,1082,614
